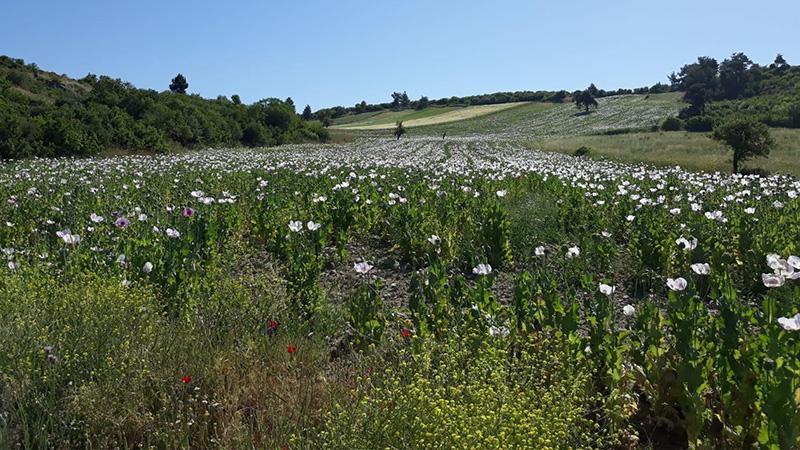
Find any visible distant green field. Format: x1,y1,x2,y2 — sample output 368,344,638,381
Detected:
333,93,683,139
331,103,528,130
528,128,800,177
331,107,460,127
414,92,683,138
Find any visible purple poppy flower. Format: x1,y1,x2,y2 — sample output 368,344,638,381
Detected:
115,217,130,229
182,207,195,217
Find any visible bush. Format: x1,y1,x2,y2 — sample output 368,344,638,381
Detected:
739,167,772,177
315,334,607,449
661,116,683,131
574,146,592,157
684,116,714,132
241,122,271,147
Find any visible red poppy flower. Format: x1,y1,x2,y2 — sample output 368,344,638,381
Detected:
287,345,297,354
401,328,413,338
181,375,192,384
267,319,278,330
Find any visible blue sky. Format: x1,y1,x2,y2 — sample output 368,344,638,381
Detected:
1,0,798,110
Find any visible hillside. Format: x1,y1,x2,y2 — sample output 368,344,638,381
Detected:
0,56,328,158
334,93,683,139
331,102,529,130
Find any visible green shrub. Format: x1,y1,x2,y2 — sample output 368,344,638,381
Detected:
684,115,714,132
315,333,607,449
661,116,683,131
574,146,592,157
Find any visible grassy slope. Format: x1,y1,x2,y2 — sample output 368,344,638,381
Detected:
528,128,800,176
331,103,530,130
331,106,460,127
336,93,682,139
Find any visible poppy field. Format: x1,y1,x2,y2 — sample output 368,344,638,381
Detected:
1,138,799,449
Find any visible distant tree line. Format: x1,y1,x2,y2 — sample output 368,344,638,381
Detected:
313,81,673,124
663,53,800,132
0,56,329,159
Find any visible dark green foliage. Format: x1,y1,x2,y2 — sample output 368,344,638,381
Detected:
241,122,271,147
415,96,429,110
391,91,410,109
169,73,188,94
573,146,591,157
684,116,714,132
676,57,719,116
661,116,683,131
0,56,327,158
712,116,775,173
574,90,598,113
301,104,313,121
719,53,760,100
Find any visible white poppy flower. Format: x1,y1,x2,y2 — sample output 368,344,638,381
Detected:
690,263,711,275
472,263,492,275
599,283,615,296
90,213,104,223
667,277,688,291
777,313,800,331
306,221,321,231
166,228,180,238
566,246,580,258
762,273,785,288
489,325,510,337
534,246,546,256
622,305,636,316
142,262,153,273
288,221,303,232
353,261,373,274
428,234,441,245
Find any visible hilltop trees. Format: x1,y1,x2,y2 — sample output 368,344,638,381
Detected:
719,53,760,100
574,89,598,113
302,105,313,121
169,73,189,94
0,57,329,158
416,96,429,110
677,57,719,116
712,116,774,174
391,91,410,110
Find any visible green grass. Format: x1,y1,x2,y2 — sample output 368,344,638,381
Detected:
527,128,800,177
341,93,682,139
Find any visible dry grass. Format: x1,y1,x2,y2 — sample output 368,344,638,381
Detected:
333,102,529,130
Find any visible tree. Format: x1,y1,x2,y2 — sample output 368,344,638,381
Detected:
574,90,598,113
719,52,757,99
391,92,404,109
301,105,313,121
587,83,599,97
231,94,241,105
677,57,719,116
771,54,789,74
169,74,188,94
712,116,774,174
394,121,406,140
400,91,410,108
416,96,429,110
